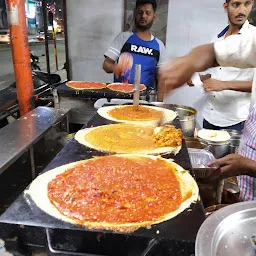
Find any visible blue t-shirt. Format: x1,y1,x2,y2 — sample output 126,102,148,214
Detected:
104,31,166,90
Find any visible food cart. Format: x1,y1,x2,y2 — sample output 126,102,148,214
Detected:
0,0,255,255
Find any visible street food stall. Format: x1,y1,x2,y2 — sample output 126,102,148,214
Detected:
0,111,205,255
1,0,256,256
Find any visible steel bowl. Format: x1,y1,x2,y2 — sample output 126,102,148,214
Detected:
221,129,242,137
207,143,230,159
197,137,230,159
222,129,242,154
197,129,242,158
229,135,242,154
151,102,197,137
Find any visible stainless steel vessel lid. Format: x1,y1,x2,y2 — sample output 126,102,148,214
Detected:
195,201,256,256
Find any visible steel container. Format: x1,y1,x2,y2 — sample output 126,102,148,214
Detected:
197,137,230,159
221,129,242,137
229,135,242,154
197,129,242,158
222,130,242,154
207,142,230,159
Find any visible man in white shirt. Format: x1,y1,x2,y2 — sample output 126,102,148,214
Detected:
198,0,254,131
159,4,256,90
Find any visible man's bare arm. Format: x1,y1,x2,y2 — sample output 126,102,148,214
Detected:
157,80,165,102
203,79,252,92
208,154,256,180
103,57,116,73
103,54,133,77
222,80,252,92
159,44,217,92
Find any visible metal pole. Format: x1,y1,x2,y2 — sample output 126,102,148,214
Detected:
66,113,69,133
63,0,70,80
6,0,34,116
133,64,141,107
52,25,58,70
30,147,36,179
42,0,50,74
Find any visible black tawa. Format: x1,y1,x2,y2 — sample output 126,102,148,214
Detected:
0,112,205,242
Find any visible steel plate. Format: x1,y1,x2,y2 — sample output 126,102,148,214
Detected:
195,201,256,256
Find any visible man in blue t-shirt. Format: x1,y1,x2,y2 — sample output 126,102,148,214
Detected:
103,0,166,100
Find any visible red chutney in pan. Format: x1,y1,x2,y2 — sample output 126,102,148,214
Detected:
66,81,106,90
107,83,146,93
47,155,183,224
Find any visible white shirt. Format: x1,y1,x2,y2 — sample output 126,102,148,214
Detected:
203,21,254,127
214,22,256,69
214,22,256,109
213,21,256,202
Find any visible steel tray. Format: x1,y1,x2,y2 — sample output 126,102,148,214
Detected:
195,201,256,256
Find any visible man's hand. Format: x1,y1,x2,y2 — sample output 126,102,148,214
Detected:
187,79,194,87
187,74,211,87
158,44,216,93
200,74,211,82
115,53,133,78
203,78,224,92
103,53,133,78
159,57,197,92
208,154,256,180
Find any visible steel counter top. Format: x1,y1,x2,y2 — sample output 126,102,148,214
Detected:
0,106,69,174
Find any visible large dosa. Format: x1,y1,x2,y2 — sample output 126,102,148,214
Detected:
97,105,177,127
107,83,146,93
66,81,106,90
75,124,182,155
26,155,198,233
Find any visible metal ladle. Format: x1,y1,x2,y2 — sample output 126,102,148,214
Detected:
133,64,141,108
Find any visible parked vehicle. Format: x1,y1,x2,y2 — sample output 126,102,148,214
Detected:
10,52,61,89
30,52,41,71
1,53,61,129
0,30,10,44
36,31,54,41
36,32,45,41
32,70,61,89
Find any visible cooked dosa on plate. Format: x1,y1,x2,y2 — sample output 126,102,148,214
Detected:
97,105,177,127
75,124,183,155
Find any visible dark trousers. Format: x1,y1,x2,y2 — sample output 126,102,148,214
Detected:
203,119,245,132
